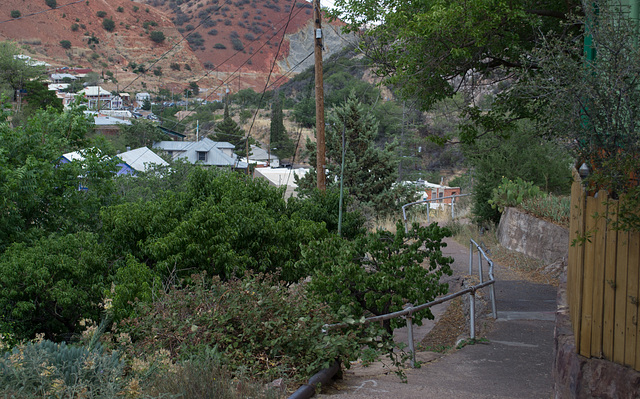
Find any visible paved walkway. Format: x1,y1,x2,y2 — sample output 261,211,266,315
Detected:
318,238,558,399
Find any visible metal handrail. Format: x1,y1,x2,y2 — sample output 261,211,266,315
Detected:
402,193,471,232
323,239,497,368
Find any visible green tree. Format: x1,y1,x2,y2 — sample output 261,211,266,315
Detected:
10,10,21,18
120,119,166,149
298,93,399,212
269,94,294,160
102,18,115,32
101,168,330,283
0,41,46,101
302,222,453,336
331,0,577,109
464,123,572,225
515,2,640,231
212,100,245,147
0,232,110,340
0,106,114,251
149,30,165,43
45,0,57,9
59,40,71,49
141,97,151,111
189,81,200,96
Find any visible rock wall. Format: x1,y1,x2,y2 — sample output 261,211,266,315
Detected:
497,207,568,264
553,277,640,398
278,20,356,74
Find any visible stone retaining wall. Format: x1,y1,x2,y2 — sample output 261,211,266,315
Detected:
497,207,568,264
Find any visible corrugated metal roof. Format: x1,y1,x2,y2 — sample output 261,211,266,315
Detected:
118,147,168,172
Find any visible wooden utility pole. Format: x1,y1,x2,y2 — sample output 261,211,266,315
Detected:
314,0,326,191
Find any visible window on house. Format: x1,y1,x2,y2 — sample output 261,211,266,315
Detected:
197,151,207,162
166,150,173,157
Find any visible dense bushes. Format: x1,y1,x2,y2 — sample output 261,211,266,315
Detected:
119,273,366,381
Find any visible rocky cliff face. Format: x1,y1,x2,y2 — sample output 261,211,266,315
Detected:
0,0,353,93
278,19,355,74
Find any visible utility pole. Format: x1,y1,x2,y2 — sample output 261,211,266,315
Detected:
314,0,326,191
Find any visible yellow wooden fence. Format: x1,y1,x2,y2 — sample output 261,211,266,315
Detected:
568,170,640,369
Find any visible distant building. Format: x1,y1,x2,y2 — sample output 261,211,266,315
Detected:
50,73,77,83
79,86,111,109
61,146,167,177
116,147,168,175
153,138,247,169
240,144,280,167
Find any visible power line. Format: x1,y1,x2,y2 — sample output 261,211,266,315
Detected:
0,0,86,25
161,6,307,134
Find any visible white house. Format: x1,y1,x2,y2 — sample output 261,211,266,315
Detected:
135,92,151,107
79,86,111,109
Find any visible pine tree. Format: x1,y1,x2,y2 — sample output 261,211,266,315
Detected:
212,99,244,148
269,94,294,160
298,92,399,206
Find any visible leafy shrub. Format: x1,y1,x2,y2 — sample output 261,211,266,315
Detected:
488,177,542,213
0,339,125,398
116,6,124,12
149,30,165,43
45,0,57,9
70,23,79,31
302,222,453,336
186,32,204,49
231,37,244,51
121,273,367,381
207,28,218,35
10,10,20,18
102,18,115,32
214,42,226,49
0,232,110,341
142,20,158,30
59,40,71,49
96,10,107,18
170,62,181,71
520,194,570,228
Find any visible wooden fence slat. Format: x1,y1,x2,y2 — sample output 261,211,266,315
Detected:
613,223,628,364
603,199,618,360
580,195,599,357
632,233,640,371
625,231,639,368
569,174,587,351
591,190,609,357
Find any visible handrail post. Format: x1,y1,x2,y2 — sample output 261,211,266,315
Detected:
469,242,473,275
451,196,455,220
427,201,431,225
402,205,409,233
469,291,476,340
405,304,416,368
478,252,484,284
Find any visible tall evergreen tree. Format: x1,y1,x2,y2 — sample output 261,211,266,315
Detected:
269,94,294,160
211,99,244,148
298,93,399,208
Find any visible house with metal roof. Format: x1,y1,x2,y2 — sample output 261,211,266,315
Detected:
153,138,248,169
60,147,168,176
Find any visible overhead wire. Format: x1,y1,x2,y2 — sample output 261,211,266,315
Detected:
243,0,299,151
159,6,309,134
